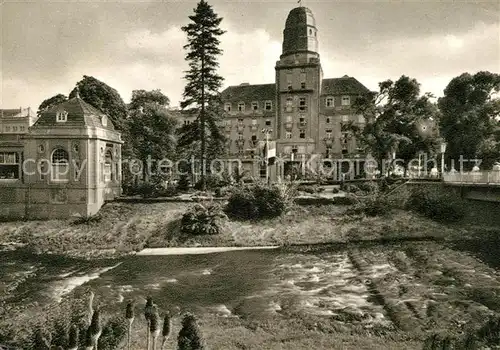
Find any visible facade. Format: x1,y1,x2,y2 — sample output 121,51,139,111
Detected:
0,95,122,219
180,6,371,181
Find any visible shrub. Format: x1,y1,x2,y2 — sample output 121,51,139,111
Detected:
225,183,293,220
406,188,465,223
346,194,396,217
331,187,340,194
71,213,102,226
356,181,379,193
334,194,359,206
181,203,226,236
297,184,325,194
343,184,360,194
177,175,191,192
178,313,205,350
193,174,225,191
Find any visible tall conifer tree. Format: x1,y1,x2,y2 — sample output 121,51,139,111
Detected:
179,0,226,190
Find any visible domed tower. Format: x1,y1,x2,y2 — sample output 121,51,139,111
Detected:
282,6,319,60
275,6,323,158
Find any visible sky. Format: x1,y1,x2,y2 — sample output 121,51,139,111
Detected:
1,0,499,111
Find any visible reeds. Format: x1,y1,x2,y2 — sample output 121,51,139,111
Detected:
87,309,102,350
161,312,172,350
144,296,154,350
150,305,161,350
68,324,79,350
125,301,135,350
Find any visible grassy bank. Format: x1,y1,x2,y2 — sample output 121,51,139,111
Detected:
0,199,498,259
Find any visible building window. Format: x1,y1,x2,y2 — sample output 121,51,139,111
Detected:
265,101,272,111
252,102,258,111
285,132,292,139
51,148,69,182
285,97,293,112
56,110,68,122
238,102,245,112
299,97,307,111
238,118,244,124
341,96,350,106
300,73,306,89
238,133,244,140
286,73,292,89
224,103,231,112
12,126,18,132
104,150,113,182
299,117,306,126
299,130,306,139
341,115,350,123
341,132,350,146
326,96,334,107
326,117,331,124
0,152,19,180
251,134,257,146
265,119,271,126
101,116,108,127
326,129,333,139
285,115,293,123
20,126,25,132
251,119,257,125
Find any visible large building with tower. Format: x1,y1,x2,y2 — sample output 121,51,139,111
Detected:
182,6,371,181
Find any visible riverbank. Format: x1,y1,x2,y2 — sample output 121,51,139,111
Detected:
0,200,498,259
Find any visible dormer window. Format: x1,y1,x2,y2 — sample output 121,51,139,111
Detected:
101,116,107,127
264,101,272,111
251,102,259,111
224,103,232,112
238,102,245,112
56,111,68,123
326,96,334,107
341,96,351,106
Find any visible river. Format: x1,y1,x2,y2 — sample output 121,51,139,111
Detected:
0,247,392,326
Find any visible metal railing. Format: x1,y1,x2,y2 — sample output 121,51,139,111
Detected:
443,171,500,185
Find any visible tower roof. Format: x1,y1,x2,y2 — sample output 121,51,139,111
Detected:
34,96,115,130
282,6,318,56
285,6,316,28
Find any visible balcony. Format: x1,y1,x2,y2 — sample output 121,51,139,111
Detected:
323,137,334,147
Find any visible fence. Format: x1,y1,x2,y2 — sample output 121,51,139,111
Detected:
443,171,500,185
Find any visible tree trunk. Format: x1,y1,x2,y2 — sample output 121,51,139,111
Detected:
200,50,206,191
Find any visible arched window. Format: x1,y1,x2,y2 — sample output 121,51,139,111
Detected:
51,148,69,182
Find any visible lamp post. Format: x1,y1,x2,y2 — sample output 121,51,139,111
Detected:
440,141,447,177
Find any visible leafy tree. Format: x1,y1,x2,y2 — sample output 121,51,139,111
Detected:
179,0,226,190
69,75,128,133
128,89,170,111
127,90,178,181
37,94,68,115
438,71,500,169
350,76,439,175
